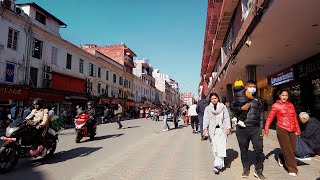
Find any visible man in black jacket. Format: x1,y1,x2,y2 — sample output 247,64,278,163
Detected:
231,80,266,179
196,94,209,140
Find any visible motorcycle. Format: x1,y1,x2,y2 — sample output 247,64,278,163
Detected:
74,113,97,143
0,117,58,173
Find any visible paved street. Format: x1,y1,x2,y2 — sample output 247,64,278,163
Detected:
1,118,320,180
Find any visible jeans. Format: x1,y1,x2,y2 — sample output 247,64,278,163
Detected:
198,115,204,136
163,115,169,130
236,126,264,172
173,115,178,128
116,115,122,128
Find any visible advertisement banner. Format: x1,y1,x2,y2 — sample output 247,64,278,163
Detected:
5,63,15,83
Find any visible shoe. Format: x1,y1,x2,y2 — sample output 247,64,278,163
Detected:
192,130,195,134
275,154,284,167
237,121,246,128
162,129,168,132
118,125,123,129
288,172,297,177
295,156,311,161
213,167,220,174
242,170,250,178
254,171,266,180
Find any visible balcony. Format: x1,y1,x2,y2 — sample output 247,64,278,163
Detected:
124,55,134,68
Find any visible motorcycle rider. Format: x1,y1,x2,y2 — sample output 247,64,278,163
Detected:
25,99,49,157
85,101,97,133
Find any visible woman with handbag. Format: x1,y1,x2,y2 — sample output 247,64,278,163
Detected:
203,93,231,174
265,89,301,177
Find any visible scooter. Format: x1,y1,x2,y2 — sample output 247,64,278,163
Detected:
74,113,97,143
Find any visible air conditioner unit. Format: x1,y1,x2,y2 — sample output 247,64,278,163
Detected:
1,0,15,11
44,65,52,73
42,79,51,89
15,6,22,15
43,72,52,80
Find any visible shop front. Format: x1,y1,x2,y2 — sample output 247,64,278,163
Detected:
0,84,29,106
293,53,320,119
269,66,299,108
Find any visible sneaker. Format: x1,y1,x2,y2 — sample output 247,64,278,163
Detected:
295,156,311,161
275,154,284,167
242,170,250,178
288,172,297,177
254,171,266,180
237,121,246,128
162,129,168,132
213,167,220,174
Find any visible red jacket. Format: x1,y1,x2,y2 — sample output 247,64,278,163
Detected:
265,100,301,134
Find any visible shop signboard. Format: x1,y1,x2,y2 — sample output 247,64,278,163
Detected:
294,53,320,80
30,90,64,101
125,101,135,107
269,67,294,86
0,84,29,99
99,98,111,104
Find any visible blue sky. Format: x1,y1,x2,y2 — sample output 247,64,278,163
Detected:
18,0,207,95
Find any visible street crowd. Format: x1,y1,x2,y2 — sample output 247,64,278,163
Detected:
169,79,320,179
1,79,320,179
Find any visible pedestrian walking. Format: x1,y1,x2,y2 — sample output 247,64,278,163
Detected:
203,93,231,174
196,94,209,140
265,89,300,177
172,104,180,129
161,101,170,131
114,104,123,129
230,80,266,179
188,101,199,133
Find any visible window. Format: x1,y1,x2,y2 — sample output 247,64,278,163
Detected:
113,74,117,83
7,28,18,50
89,63,96,77
106,70,109,80
35,11,46,25
32,38,43,59
79,59,84,73
124,79,128,88
98,67,101,78
129,81,131,88
66,54,72,69
98,83,101,93
29,67,38,87
119,77,123,85
106,85,109,96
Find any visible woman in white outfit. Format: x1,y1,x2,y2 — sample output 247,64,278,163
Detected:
203,93,231,174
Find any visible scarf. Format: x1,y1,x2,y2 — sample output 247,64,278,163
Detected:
207,102,225,127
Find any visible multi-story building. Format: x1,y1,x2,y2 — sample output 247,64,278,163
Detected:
199,0,320,119
153,69,180,106
82,44,136,101
0,2,129,112
181,92,194,107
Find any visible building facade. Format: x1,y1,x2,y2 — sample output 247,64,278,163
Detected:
199,0,320,119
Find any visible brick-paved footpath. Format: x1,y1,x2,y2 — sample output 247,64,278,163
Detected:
73,118,320,180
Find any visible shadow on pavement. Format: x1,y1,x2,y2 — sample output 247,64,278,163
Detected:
35,147,103,165
222,149,239,171
266,148,310,167
121,126,140,129
0,167,45,180
81,133,124,143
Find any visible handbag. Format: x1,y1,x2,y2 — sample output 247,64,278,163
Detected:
296,137,314,158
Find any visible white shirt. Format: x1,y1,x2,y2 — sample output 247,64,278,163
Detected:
188,104,198,116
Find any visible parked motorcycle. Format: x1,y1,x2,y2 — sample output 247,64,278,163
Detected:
74,113,97,143
0,117,58,173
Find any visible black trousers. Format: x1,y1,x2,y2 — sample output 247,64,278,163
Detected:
190,116,199,131
236,126,264,172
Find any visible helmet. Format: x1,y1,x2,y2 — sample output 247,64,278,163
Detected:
32,99,43,107
87,101,94,107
